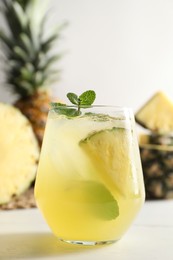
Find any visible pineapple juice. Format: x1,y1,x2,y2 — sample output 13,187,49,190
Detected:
35,107,145,244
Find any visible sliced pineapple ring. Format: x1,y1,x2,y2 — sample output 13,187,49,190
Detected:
0,103,39,204
80,128,136,197
135,92,173,133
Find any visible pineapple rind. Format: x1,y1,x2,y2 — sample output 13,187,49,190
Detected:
136,92,173,133
139,133,173,199
140,145,173,199
0,103,39,204
139,134,173,150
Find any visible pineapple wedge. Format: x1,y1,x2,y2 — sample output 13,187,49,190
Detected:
135,92,173,133
0,103,39,204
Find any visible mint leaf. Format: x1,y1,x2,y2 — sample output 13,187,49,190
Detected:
67,93,79,105
66,180,119,220
52,90,96,117
79,90,96,105
85,181,119,220
50,102,65,108
58,108,79,117
50,102,80,117
66,90,96,115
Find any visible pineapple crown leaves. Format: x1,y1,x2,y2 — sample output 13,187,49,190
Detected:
1,1,28,37
0,0,67,97
2,0,32,11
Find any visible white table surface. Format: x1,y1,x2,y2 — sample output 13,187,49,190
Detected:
0,201,173,260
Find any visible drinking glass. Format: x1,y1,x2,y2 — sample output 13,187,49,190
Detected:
35,105,145,246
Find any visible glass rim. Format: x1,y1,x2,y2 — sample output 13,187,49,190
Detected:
49,104,133,111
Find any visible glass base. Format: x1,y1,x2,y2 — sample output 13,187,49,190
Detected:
59,238,117,246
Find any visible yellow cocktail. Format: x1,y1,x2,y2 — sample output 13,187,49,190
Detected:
35,105,145,245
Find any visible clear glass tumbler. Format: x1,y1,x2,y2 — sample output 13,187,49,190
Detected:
35,105,145,245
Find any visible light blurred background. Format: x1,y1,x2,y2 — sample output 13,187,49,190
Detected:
1,0,173,111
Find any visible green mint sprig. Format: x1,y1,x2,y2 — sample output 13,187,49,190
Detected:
50,90,96,117
67,90,96,115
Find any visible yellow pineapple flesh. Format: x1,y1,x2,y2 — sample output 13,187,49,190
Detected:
0,103,39,204
135,91,173,133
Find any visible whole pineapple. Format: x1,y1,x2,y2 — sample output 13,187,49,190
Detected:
0,0,66,145
136,92,173,200
140,134,173,199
